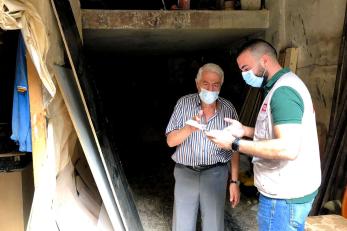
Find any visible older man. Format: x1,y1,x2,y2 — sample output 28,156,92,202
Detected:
165,63,240,231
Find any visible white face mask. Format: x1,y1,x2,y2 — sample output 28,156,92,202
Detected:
199,88,219,105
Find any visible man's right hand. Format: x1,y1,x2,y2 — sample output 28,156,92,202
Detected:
223,118,245,138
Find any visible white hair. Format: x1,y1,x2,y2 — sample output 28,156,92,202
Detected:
196,63,224,85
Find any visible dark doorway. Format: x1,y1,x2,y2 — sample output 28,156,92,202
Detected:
85,48,247,229
0,30,18,154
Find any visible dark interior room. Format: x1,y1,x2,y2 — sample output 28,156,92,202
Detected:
84,47,249,229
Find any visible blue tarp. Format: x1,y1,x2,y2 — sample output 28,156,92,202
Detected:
11,33,32,152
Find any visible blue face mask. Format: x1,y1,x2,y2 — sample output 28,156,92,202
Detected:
241,69,265,88
199,88,219,105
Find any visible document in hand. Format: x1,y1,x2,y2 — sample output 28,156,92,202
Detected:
185,119,207,131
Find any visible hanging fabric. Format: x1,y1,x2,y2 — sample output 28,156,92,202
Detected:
11,32,32,152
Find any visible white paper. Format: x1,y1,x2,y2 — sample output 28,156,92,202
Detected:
205,130,230,141
185,119,207,130
204,129,222,138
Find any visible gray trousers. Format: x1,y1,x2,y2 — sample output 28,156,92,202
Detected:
172,163,229,231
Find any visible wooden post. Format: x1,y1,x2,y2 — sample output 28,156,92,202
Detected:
27,51,46,187
283,48,299,73
279,47,299,73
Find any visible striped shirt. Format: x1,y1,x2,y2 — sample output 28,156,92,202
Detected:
165,93,238,166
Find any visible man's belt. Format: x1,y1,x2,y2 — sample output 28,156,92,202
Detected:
185,162,227,172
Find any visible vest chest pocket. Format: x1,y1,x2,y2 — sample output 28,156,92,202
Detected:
255,110,270,140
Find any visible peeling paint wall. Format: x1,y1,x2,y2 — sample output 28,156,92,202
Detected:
266,0,346,152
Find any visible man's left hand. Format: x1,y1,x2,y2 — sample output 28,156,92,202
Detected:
229,183,240,208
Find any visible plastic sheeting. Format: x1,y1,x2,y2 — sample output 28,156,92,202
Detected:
27,89,113,231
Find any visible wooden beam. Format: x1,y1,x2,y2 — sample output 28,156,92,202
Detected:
279,47,299,73
27,50,46,187
0,152,25,158
283,47,299,73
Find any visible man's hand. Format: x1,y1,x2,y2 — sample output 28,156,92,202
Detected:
223,118,245,138
186,110,205,132
205,129,236,150
229,183,240,208
167,110,204,147
193,110,204,124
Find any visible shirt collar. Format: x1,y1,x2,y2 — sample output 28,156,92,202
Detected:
263,67,290,95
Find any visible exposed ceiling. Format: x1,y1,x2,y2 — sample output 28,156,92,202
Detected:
82,8,269,55
79,0,227,10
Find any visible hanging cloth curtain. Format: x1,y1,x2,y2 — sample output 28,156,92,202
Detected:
11,32,32,152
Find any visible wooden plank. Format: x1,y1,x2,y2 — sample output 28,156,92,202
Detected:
50,0,143,230
283,48,299,73
27,50,46,187
278,49,285,67
0,152,25,158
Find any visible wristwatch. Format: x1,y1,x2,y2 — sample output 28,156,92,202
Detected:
231,137,240,152
230,179,240,186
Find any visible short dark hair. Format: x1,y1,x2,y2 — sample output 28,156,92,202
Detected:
236,38,278,59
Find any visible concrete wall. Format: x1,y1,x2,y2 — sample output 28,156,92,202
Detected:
266,0,346,153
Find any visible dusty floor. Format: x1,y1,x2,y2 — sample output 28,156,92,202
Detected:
127,156,258,231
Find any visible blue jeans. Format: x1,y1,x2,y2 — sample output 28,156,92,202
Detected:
257,194,314,231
